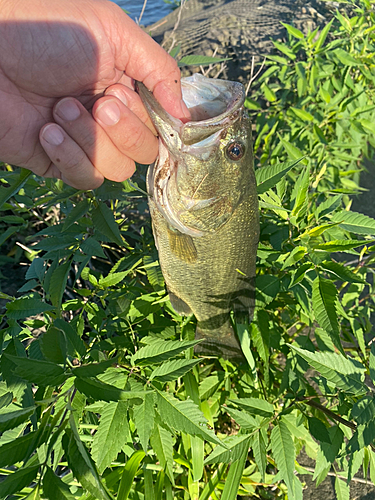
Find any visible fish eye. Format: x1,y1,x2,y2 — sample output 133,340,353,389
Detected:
226,142,245,161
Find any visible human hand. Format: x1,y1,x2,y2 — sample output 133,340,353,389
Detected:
0,0,190,189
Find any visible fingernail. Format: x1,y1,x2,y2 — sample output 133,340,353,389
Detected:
106,89,128,107
55,98,81,121
42,124,64,146
95,100,121,126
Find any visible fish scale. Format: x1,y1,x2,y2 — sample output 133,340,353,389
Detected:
137,74,259,359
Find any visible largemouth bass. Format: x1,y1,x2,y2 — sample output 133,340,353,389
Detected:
137,74,259,359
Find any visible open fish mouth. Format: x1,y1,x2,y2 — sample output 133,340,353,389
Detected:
136,74,246,236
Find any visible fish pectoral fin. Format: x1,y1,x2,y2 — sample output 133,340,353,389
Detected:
167,227,198,263
168,291,193,315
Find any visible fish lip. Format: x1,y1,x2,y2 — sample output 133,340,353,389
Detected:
136,78,245,148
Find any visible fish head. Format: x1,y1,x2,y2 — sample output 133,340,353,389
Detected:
137,73,253,236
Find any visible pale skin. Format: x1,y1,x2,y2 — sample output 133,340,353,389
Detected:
0,0,190,189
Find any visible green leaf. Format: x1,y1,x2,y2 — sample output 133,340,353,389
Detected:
255,159,301,194
320,261,366,284
73,358,117,378
220,439,248,500
0,406,35,433
251,431,267,481
0,430,40,468
288,345,366,394
281,22,304,39
334,48,360,66
4,354,66,386
312,277,341,351
280,139,306,163
117,451,146,500
98,271,129,288
40,327,67,364
291,166,310,219
80,237,106,258
150,358,200,382
131,339,200,366
256,275,280,306
204,434,250,464
290,107,314,122
282,246,306,270
74,377,146,403
49,259,72,309
311,239,371,252
43,466,76,500
0,168,32,210
0,465,39,499
178,55,228,67
271,421,295,498
307,417,331,444
156,390,223,446
91,401,129,474
370,344,375,384
314,19,333,51
150,424,174,484
54,319,86,358
62,198,90,231
133,393,155,452
26,257,46,281
335,477,350,500
229,397,274,418
62,427,113,500
6,297,54,320
331,211,375,235
92,202,123,246
351,395,375,425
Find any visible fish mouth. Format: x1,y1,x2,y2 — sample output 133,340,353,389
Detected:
136,74,245,148
136,74,246,237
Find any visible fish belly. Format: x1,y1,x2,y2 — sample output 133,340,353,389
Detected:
149,190,259,360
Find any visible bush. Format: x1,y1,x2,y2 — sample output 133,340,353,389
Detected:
0,1,375,499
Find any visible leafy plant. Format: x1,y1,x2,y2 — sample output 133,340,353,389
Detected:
0,1,375,499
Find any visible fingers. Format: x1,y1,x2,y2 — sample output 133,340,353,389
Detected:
109,11,190,121
39,95,158,190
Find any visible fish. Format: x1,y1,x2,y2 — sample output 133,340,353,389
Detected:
136,73,259,359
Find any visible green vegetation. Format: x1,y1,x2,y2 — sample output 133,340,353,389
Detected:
0,1,375,498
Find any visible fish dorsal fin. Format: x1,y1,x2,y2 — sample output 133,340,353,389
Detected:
167,227,198,263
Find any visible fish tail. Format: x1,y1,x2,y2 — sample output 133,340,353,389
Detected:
194,322,244,360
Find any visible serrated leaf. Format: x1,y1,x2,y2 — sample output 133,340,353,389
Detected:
156,390,223,446
220,439,248,500
289,345,366,394
204,434,250,464
49,259,72,309
199,372,225,400
308,417,331,444
335,477,350,500
255,159,301,194
351,395,375,425
256,274,280,306
271,421,295,498
320,261,366,284
98,271,129,288
133,393,155,452
131,339,200,366
0,465,39,499
0,430,40,468
80,237,106,258
281,246,306,270
150,424,174,484
178,55,228,67
0,406,35,433
40,327,67,364
73,358,116,378
280,139,307,163
25,258,46,281
229,397,274,417
0,168,32,210
74,377,146,403
291,166,310,218
332,211,375,235
6,298,54,320
311,239,370,251
150,358,200,382
117,450,145,500
370,344,375,384
4,354,66,386
312,277,341,351
92,202,123,246
63,198,90,231
54,319,86,358
43,466,76,500
62,427,113,500
91,400,129,474
251,431,267,481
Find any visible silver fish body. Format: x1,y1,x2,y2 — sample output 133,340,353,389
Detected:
137,74,259,358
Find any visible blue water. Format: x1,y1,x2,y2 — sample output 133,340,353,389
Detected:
114,0,173,26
